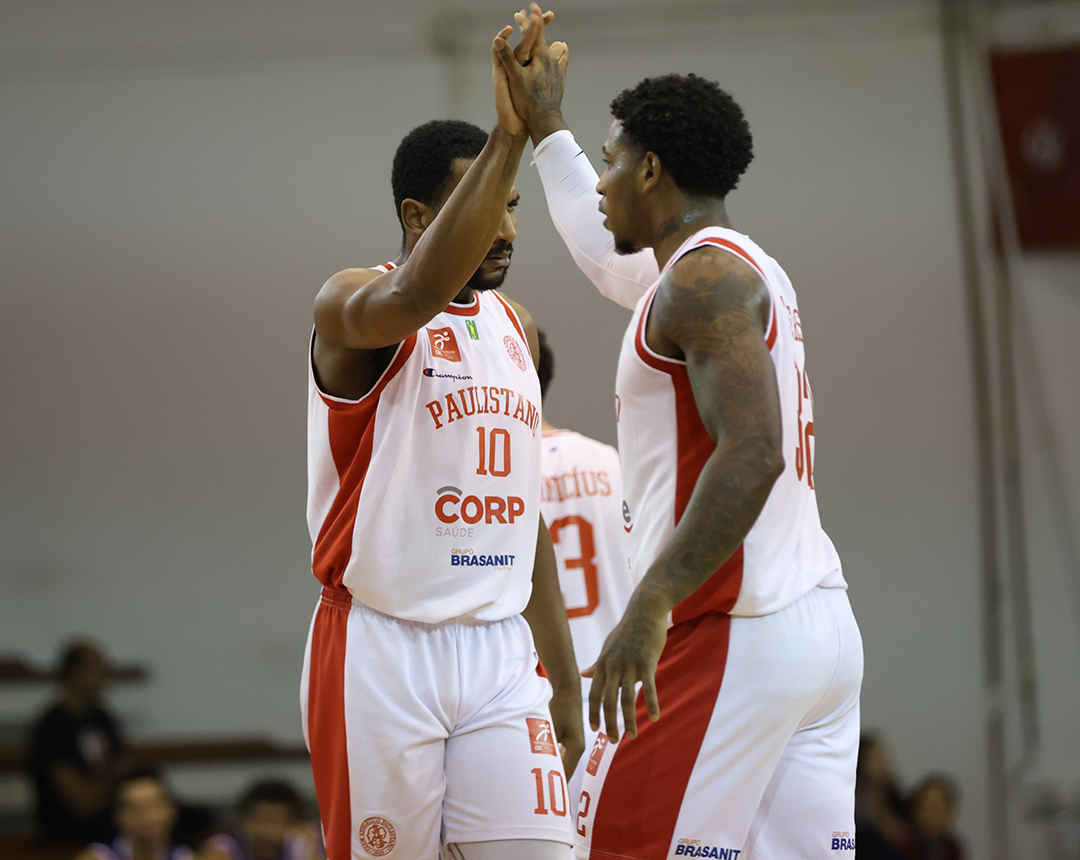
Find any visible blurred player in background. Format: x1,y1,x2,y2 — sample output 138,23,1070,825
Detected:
301,8,581,860
497,9,862,859
535,328,637,818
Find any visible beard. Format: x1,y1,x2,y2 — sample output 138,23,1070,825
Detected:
614,238,644,256
466,242,513,292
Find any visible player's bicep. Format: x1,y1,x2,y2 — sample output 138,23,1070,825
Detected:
653,253,782,453
314,267,424,350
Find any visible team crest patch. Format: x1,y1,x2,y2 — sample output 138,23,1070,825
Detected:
427,326,461,362
358,816,396,857
586,734,607,775
504,335,527,371
527,717,558,756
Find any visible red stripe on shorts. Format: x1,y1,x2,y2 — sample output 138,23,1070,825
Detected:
588,612,732,860
307,589,353,860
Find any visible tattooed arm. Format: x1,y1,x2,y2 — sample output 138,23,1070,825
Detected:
585,247,784,742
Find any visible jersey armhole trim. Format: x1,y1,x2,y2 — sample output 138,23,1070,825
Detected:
309,328,418,411
489,291,532,356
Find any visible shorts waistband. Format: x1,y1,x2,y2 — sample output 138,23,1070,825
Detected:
318,586,515,630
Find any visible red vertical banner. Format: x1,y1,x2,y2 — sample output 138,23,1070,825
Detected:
990,45,1080,250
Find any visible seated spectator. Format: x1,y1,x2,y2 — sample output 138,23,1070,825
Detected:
855,732,908,860
897,775,966,860
201,780,321,860
27,640,135,844
74,768,193,860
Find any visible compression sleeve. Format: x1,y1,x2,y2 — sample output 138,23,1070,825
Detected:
532,130,659,310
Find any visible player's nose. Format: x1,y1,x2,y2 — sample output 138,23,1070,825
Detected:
496,210,517,244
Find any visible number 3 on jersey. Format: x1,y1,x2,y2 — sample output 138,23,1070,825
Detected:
795,362,814,489
548,515,599,618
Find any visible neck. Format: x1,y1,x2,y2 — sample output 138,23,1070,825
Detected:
651,197,731,271
61,689,93,715
128,838,166,860
542,418,557,431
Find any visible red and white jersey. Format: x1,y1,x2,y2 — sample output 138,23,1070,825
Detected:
307,265,543,623
616,227,845,622
539,429,637,676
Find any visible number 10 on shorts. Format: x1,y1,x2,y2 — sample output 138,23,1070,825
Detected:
531,768,568,817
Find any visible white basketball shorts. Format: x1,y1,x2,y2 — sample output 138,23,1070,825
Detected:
300,587,576,860
574,586,862,860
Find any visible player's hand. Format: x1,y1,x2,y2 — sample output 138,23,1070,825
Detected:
548,680,585,776
495,4,569,133
582,592,667,743
492,5,549,137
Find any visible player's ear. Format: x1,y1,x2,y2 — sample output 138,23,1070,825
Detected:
400,198,435,237
640,152,662,193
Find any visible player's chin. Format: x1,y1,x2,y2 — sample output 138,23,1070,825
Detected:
468,264,510,292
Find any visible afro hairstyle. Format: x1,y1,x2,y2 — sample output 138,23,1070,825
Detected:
610,73,753,198
391,119,489,230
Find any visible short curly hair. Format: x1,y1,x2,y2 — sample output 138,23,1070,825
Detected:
391,120,489,229
610,74,753,198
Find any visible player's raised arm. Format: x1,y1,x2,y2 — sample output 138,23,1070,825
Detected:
314,17,546,351
496,6,659,309
586,248,783,742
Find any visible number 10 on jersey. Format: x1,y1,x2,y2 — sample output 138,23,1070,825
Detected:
476,427,511,477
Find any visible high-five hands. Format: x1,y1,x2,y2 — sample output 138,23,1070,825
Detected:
492,5,554,136
494,4,569,142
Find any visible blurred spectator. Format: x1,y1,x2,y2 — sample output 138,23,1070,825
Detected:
27,640,134,844
74,767,192,860
855,732,908,859
201,780,321,860
896,775,966,860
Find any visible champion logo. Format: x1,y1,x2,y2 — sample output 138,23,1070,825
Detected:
422,368,473,381
527,717,558,756
358,816,396,857
504,335,527,371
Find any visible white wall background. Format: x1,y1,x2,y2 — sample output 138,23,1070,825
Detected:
2,1,1079,856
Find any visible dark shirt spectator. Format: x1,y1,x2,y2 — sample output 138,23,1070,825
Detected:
896,775,966,860
26,640,133,843
855,732,908,860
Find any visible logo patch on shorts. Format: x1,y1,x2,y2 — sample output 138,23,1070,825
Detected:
586,734,608,776
358,816,396,857
527,717,557,756
504,335,527,371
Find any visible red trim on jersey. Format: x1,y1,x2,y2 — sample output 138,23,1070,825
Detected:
632,292,744,623
307,589,352,860
765,302,778,350
444,294,480,316
311,335,417,589
588,612,732,860
489,291,532,357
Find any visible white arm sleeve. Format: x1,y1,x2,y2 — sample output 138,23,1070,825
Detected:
532,130,659,310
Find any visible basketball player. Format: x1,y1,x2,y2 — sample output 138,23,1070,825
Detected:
302,10,583,860
535,329,637,819
495,12,862,859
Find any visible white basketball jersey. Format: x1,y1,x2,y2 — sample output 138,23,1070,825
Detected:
539,430,637,677
616,227,845,622
307,266,543,623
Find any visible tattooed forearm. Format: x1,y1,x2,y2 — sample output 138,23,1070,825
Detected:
638,247,783,609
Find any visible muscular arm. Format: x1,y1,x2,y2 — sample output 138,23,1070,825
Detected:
314,126,527,351
523,514,585,775
588,248,784,741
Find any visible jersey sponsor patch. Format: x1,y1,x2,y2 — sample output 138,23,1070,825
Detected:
504,335,527,371
527,717,558,756
427,326,461,362
358,816,396,857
